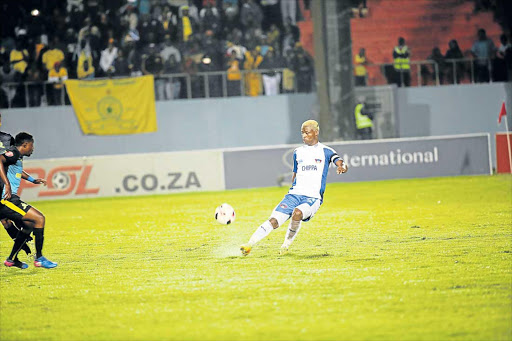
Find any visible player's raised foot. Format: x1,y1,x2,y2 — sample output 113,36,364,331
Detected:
240,244,252,256
4,258,28,269
279,246,289,255
34,256,58,269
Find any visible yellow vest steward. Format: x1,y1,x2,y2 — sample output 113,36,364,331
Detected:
354,54,367,76
355,103,373,129
393,46,410,71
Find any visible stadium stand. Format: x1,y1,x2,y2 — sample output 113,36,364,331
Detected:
0,0,509,108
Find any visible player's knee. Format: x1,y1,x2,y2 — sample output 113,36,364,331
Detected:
269,218,279,229
292,208,303,221
23,210,45,228
36,213,45,227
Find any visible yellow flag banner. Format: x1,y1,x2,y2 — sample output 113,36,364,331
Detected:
65,75,157,135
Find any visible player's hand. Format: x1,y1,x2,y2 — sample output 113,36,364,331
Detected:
3,185,11,200
336,163,348,174
34,178,47,186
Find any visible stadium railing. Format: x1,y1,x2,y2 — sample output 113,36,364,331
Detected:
362,57,496,87
0,68,312,108
0,57,497,108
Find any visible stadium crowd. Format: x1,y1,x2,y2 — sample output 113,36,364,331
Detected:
0,0,315,107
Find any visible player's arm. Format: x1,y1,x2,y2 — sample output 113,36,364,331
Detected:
22,171,47,186
291,172,296,183
0,155,12,199
335,158,348,174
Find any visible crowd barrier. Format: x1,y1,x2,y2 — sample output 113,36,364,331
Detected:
20,133,491,202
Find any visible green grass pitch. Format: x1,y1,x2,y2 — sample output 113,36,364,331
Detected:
1,175,511,341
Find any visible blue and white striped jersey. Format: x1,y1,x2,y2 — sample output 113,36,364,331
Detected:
288,142,341,201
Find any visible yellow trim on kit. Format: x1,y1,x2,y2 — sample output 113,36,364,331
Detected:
0,199,26,216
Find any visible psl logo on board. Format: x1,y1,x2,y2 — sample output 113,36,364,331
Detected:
19,165,99,197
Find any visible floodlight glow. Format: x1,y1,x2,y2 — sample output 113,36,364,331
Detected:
31,9,40,16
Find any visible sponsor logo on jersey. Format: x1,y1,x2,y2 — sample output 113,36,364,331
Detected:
280,203,288,209
301,165,318,171
5,151,13,157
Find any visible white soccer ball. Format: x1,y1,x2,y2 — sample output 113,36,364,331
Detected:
215,203,236,225
51,172,70,190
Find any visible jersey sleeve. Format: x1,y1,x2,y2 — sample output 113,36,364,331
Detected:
293,149,298,173
2,150,18,166
325,147,341,166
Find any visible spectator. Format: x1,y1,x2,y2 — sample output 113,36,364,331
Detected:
222,1,240,32
226,50,242,97
113,49,131,77
9,41,30,78
160,34,181,65
48,61,68,106
160,6,178,41
226,36,247,62
471,28,495,83
354,48,367,86
178,2,199,22
392,37,411,87
42,37,65,73
0,63,19,108
259,47,283,95
294,53,314,93
495,34,511,82
240,0,263,32
163,54,182,99
260,0,280,31
182,55,201,98
198,54,222,97
202,30,222,66
282,50,296,93
77,55,95,79
26,64,43,107
177,6,198,43
100,38,118,76
281,0,297,25
426,47,445,85
258,35,271,57
200,3,221,34
126,41,143,76
142,44,166,100
445,39,465,84
243,47,263,96
266,24,281,54
281,17,300,57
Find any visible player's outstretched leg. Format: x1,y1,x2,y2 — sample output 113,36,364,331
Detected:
22,207,57,269
280,208,303,254
240,218,279,256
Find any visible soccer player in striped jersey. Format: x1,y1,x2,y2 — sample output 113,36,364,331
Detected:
240,119,348,256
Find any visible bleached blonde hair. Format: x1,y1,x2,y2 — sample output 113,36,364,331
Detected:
301,119,319,132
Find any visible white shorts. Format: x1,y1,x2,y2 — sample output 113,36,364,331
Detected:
270,194,322,227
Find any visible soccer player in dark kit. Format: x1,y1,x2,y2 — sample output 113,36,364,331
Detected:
0,132,56,269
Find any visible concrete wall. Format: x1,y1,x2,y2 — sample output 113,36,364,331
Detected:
397,82,512,138
2,94,316,160
396,82,512,168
